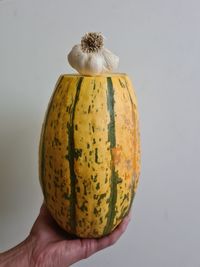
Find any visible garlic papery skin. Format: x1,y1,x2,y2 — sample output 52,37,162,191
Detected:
67,32,119,76
102,48,119,73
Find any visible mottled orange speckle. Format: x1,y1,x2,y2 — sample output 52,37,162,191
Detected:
111,146,122,165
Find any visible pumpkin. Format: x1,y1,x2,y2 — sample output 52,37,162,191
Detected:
39,33,140,238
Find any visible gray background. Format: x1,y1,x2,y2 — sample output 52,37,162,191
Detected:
0,0,200,266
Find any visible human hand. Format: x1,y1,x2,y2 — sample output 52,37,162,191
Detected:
0,203,130,267
29,203,131,267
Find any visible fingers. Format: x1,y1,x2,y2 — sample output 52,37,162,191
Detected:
58,214,131,266
81,213,131,259
96,213,131,251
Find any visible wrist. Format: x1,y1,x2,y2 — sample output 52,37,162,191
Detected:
0,235,35,267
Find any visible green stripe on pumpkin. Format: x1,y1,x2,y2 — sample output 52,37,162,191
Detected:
103,77,118,235
67,77,83,234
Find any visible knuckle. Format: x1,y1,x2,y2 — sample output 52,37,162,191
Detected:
83,241,95,259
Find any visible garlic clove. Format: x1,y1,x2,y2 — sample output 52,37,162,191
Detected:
102,48,119,72
68,45,87,71
83,53,104,75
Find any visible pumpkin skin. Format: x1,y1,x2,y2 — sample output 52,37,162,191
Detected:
39,73,140,238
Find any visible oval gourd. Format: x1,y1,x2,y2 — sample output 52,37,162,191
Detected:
39,73,140,238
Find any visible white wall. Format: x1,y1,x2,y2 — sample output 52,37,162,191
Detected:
0,0,200,266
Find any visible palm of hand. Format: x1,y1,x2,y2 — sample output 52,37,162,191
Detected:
29,204,130,267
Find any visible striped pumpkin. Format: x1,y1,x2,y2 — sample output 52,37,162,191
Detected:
39,73,140,238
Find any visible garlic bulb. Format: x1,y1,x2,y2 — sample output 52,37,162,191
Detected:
68,32,119,76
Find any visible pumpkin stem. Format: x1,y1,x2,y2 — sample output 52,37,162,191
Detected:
81,32,104,53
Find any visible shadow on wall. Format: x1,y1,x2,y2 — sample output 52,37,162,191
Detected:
0,111,42,220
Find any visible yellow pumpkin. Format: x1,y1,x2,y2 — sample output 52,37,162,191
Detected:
39,73,140,238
